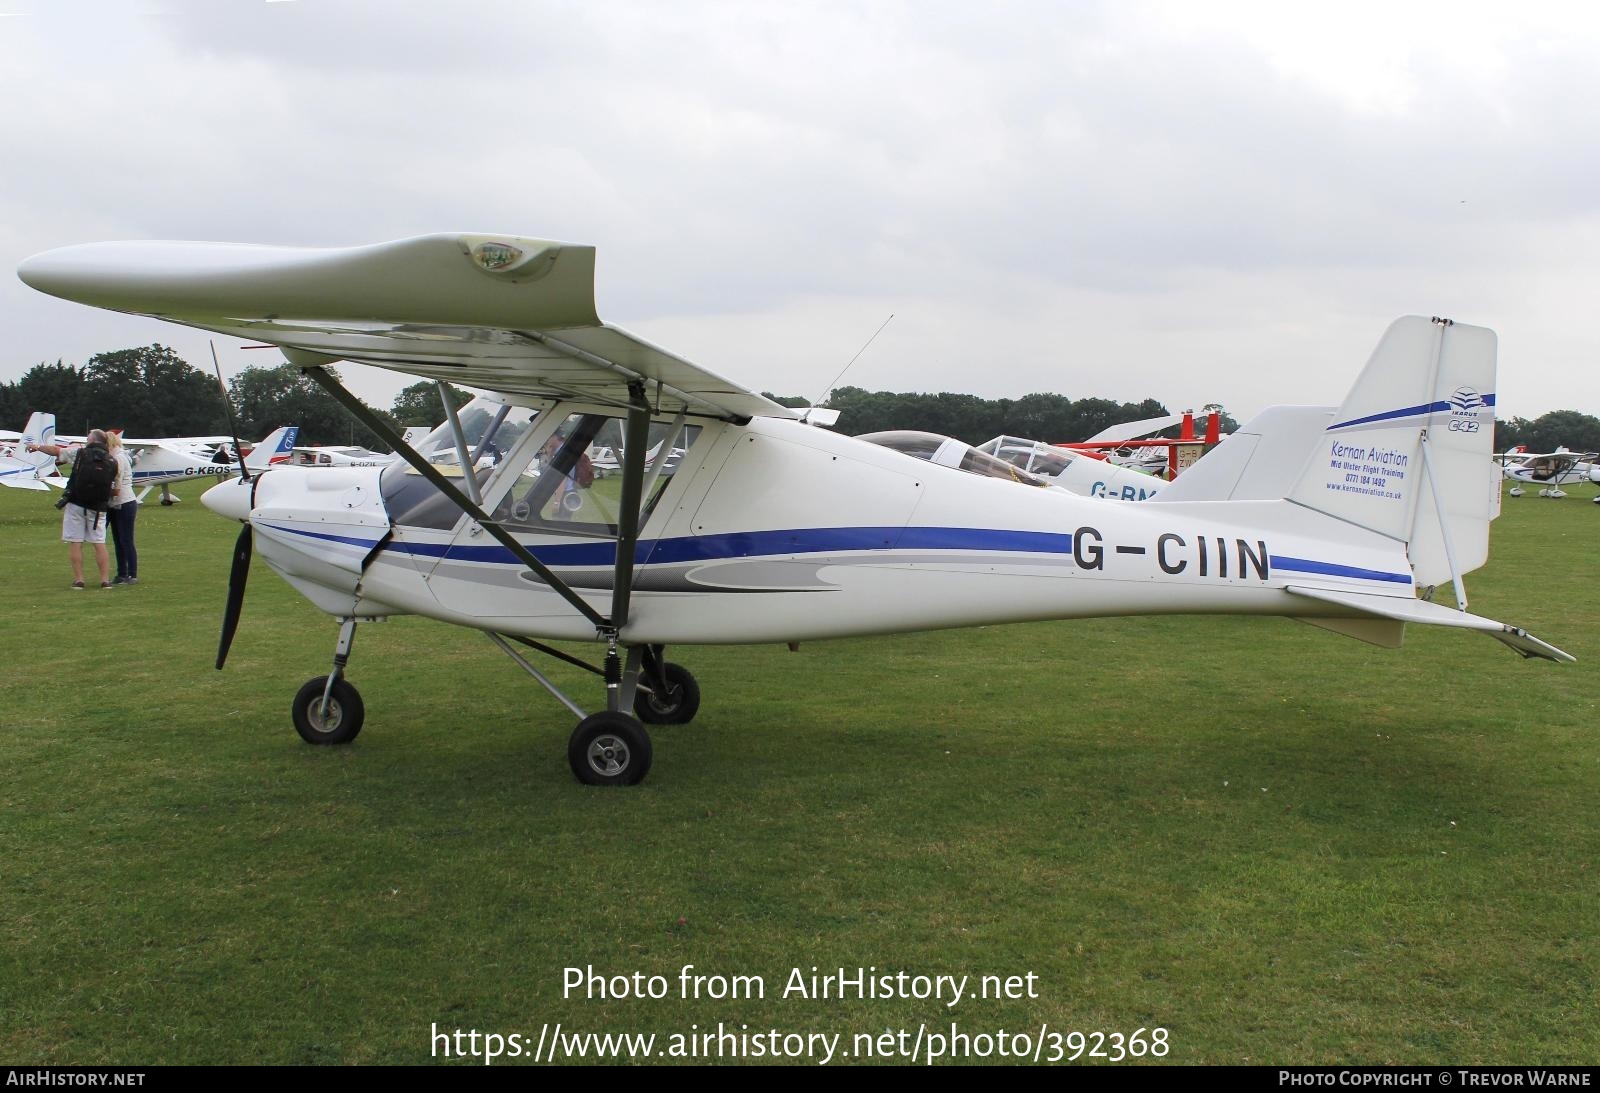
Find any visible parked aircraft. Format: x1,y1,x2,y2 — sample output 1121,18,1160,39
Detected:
17,234,1570,789
30,424,299,503
1501,448,1600,499
119,426,300,503
974,434,1168,500
293,444,392,467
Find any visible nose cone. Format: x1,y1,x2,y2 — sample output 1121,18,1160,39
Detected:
202,476,254,521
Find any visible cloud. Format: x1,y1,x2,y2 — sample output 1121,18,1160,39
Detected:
3,1,1598,420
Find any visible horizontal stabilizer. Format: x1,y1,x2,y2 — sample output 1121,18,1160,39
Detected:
1284,584,1574,663
0,468,50,491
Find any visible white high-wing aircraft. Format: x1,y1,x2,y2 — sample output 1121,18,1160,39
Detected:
112,426,300,503
38,423,299,501
1501,448,1600,499
17,233,1571,787
292,426,431,467
293,444,392,467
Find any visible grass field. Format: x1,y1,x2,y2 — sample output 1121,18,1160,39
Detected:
1,482,1596,1065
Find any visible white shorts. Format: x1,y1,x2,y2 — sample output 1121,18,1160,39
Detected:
62,503,107,544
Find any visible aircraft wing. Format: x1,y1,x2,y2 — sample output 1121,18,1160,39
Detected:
1284,584,1574,663
19,234,801,422
121,437,207,451
1082,413,1185,444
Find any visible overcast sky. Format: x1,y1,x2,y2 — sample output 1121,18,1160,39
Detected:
3,0,1597,426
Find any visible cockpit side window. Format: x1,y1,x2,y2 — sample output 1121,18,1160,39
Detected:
860,430,1049,487
490,413,701,538
380,398,540,530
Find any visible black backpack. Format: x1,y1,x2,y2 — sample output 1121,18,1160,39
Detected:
68,443,116,511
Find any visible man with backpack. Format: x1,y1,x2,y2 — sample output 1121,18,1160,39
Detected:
28,428,114,589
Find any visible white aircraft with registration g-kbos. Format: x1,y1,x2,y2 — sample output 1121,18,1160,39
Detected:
4,412,297,499
16,233,1572,787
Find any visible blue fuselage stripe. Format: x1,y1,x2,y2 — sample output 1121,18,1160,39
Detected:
1268,555,1412,584
262,522,1410,585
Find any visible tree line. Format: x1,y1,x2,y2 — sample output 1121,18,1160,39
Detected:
3,344,1595,454
776,386,1205,443
0,345,471,448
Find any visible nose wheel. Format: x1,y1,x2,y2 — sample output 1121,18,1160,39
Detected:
292,675,365,744
291,617,364,745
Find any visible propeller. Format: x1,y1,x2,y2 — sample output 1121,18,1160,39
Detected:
211,341,254,671
216,522,253,670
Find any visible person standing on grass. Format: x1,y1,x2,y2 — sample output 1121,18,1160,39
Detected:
106,430,139,586
28,428,114,589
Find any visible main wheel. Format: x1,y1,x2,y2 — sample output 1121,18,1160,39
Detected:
634,662,701,725
292,675,365,745
568,712,653,786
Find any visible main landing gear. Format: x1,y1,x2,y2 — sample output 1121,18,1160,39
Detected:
290,618,699,787
478,634,700,786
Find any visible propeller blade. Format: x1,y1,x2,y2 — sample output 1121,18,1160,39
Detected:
216,522,253,670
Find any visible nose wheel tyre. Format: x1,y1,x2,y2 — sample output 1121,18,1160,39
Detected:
292,675,365,745
568,712,653,786
634,662,701,725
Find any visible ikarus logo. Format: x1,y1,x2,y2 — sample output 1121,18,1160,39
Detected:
1447,386,1487,433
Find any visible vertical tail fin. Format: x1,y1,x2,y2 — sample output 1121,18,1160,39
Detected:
1287,316,1496,588
244,426,299,469
0,413,59,491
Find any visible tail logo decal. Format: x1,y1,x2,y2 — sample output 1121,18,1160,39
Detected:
1448,387,1490,433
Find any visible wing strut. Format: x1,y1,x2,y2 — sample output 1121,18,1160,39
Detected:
610,381,653,632
438,380,481,505
302,365,611,631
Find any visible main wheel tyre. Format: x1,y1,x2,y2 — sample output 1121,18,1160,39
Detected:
568,712,653,786
292,675,365,745
634,662,701,725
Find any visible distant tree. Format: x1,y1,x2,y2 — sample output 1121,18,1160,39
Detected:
1496,410,1600,454
4,361,86,431
819,386,1170,444
80,345,227,437
391,380,473,427
0,377,21,426
229,363,396,449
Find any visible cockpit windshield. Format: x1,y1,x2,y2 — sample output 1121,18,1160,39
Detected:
858,430,1050,487
380,397,541,529
974,435,1085,480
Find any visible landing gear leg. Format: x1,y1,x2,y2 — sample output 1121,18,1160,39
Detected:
570,634,653,785
292,617,364,744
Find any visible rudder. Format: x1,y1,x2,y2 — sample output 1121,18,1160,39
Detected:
1286,316,1496,588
